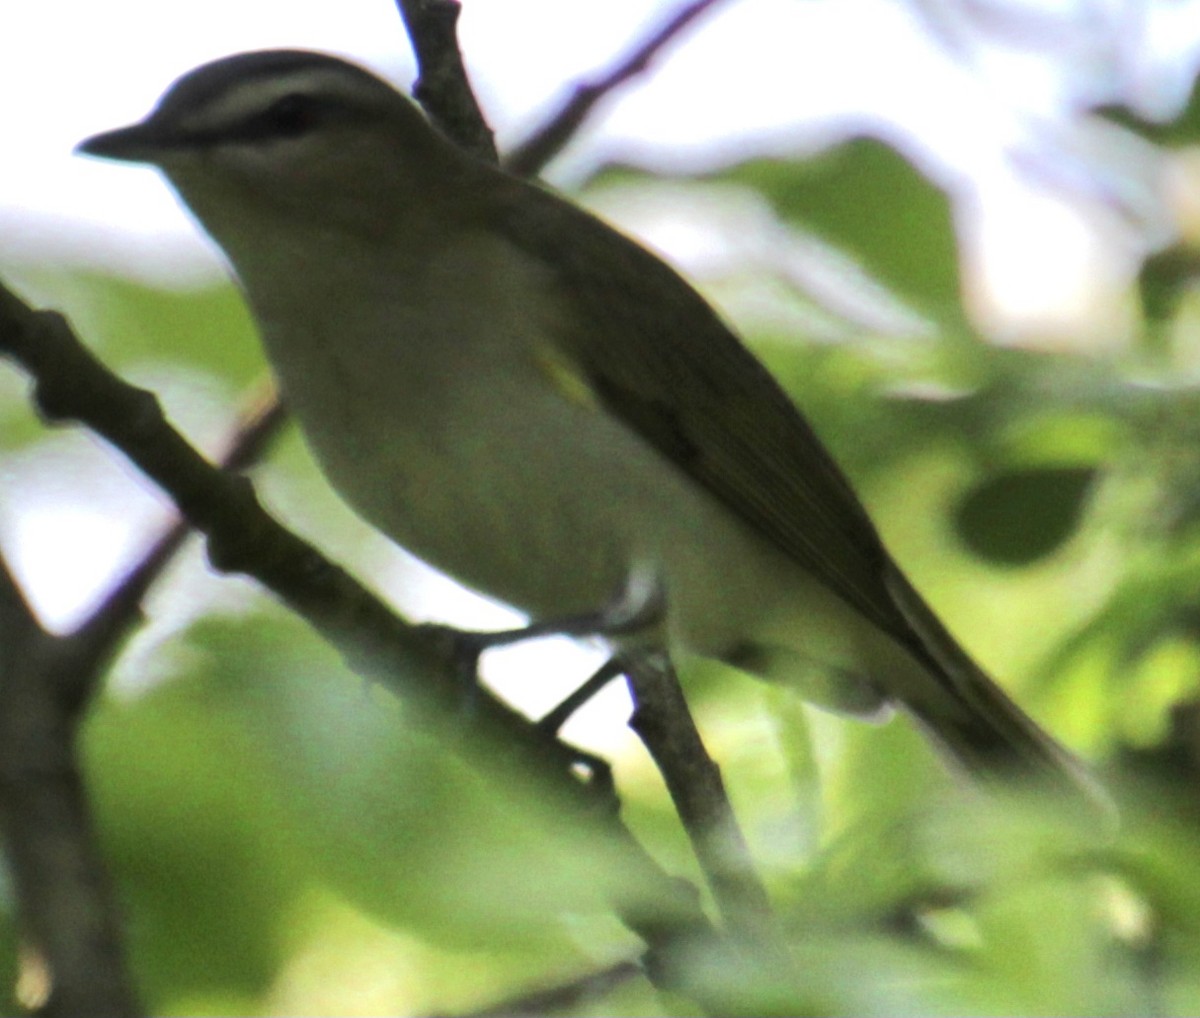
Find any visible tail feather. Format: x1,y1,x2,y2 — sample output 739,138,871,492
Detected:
882,564,1105,804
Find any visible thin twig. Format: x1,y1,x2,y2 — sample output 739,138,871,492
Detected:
622,651,777,941
505,0,731,178
69,381,289,682
213,378,288,473
394,0,498,162
538,656,625,735
439,958,643,1018
0,551,142,1015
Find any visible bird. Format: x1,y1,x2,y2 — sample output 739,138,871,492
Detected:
78,48,1088,787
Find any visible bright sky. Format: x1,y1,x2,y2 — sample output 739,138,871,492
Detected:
4,0,1200,725
7,0,1195,269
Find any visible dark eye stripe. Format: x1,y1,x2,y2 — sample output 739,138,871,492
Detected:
259,94,318,136
226,93,326,142
162,92,369,150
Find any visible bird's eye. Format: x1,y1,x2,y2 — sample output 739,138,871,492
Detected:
261,93,318,137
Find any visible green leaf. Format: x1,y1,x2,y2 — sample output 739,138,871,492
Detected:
1138,246,1200,326
725,138,963,328
954,466,1096,565
83,664,305,1009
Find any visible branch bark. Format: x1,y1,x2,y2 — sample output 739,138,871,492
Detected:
394,0,498,162
0,511,141,1016
623,651,786,958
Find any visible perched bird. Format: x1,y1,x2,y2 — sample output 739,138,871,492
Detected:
79,49,1085,785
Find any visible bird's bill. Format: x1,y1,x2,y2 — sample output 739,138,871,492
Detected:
77,120,169,164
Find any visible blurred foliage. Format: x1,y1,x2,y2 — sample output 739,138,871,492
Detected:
7,3,1200,1015
723,138,968,334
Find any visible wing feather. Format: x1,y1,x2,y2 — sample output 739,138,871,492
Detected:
477,176,1098,790
487,180,916,647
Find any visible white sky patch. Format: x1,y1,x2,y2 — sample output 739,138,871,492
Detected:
0,440,172,632
5,503,141,630
5,0,1197,285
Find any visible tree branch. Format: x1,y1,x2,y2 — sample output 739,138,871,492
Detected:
0,532,142,1016
623,652,780,944
505,0,730,177
394,0,498,162
443,958,643,1018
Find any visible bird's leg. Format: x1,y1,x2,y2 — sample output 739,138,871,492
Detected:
530,573,666,781
495,564,667,648
421,568,666,713
536,655,625,736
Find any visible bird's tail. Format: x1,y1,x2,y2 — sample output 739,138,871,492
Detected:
883,564,1105,805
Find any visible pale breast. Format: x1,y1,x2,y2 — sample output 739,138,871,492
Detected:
247,227,823,664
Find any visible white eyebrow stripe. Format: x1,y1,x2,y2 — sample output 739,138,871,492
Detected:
174,72,352,132
154,53,399,137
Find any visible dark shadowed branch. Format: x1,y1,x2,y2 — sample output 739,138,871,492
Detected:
394,0,499,162
622,652,783,949
0,500,142,1016
439,958,644,1018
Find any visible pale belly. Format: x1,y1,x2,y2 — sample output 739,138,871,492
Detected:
251,252,910,715
272,329,915,724
342,371,779,638
267,314,805,659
